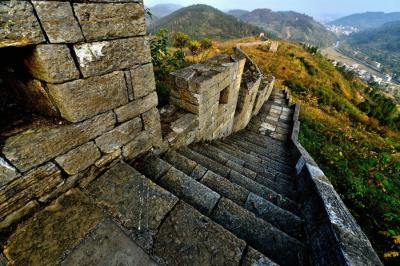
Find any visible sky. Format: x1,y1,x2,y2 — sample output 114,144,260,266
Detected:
144,0,400,20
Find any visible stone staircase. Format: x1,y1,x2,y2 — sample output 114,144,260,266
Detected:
132,88,308,265
2,88,382,265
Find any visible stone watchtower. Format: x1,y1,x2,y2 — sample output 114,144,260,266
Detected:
0,0,161,229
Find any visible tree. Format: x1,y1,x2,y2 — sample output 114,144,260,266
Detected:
172,32,190,49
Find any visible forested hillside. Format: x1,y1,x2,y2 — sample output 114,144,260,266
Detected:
342,21,400,77
235,40,399,264
232,9,336,47
150,5,262,40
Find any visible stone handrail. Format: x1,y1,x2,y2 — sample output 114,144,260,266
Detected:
290,102,383,265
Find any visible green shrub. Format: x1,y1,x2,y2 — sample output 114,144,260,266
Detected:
200,38,213,50
299,56,317,76
188,40,202,55
283,79,307,94
150,29,187,107
172,31,190,49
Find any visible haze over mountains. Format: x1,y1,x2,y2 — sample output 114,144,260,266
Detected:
329,12,400,30
147,3,183,18
149,4,336,47
229,9,336,47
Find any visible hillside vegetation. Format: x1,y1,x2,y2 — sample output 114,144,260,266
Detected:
342,21,400,78
150,5,262,40
234,40,400,264
330,12,400,30
231,9,336,47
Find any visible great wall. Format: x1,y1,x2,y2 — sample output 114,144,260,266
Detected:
0,1,382,265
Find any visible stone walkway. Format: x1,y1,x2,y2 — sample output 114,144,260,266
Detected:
2,89,307,265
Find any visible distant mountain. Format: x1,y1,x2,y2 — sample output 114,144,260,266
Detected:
150,5,263,40
235,9,336,47
329,12,400,30
149,4,183,18
343,21,400,76
227,9,250,17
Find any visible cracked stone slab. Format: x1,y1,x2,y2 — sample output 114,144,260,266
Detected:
154,202,246,265
60,219,157,266
3,189,105,265
87,162,178,244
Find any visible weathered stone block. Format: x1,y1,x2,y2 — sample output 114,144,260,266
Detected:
242,247,278,266
73,37,151,78
154,202,245,265
142,107,163,147
32,1,84,43
60,219,157,266
115,92,158,123
0,157,19,188
18,79,59,117
0,200,38,230
122,130,153,161
95,117,142,153
124,70,134,101
95,149,122,168
87,162,178,239
24,44,80,83
0,1,45,48
55,142,101,175
0,163,63,223
201,170,249,206
39,175,80,203
48,71,128,122
4,189,105,265
2,111,116,172
159,167,220,215
130,63,156,99
73,2,146,41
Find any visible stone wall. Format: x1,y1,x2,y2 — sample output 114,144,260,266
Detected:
166,48,275,147
0,0,161,230
290,103,383,265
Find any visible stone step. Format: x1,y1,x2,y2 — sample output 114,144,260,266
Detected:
214,140,293,175
230,134,290,157
136,155,306,265
239,130,291,153
211,198,307,266
222,139,295,186
135,154,220,216
174,148,301,216
161,151,304,240
190,143,296,198
224,137,290,167
179,146,295,199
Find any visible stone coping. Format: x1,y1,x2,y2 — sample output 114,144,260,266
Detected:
289,100,382,265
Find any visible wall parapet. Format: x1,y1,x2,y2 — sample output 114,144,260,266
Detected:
289,102,383,265
164,42,275,148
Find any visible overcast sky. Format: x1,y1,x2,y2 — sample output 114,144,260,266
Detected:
144,0,400,18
